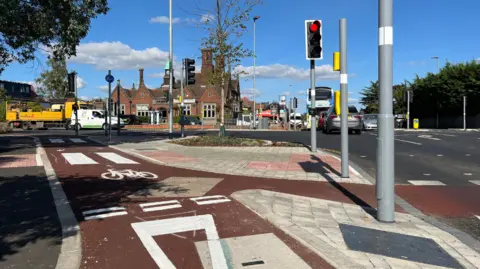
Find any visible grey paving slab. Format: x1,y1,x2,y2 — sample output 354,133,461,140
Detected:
232,189,480,269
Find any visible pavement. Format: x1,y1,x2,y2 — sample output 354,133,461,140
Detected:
5,133,473,268
0,136,62,269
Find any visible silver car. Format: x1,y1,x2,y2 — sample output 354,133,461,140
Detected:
321,105,362,134
363,114,378,130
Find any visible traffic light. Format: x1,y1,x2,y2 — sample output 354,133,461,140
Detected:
72,103,78,112
293,97,298,109
185,58,195,85
305,20,323,60
67,72,76,93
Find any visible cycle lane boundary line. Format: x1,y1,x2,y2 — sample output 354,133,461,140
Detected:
33,136,82,269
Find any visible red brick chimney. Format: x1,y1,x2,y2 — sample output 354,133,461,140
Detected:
201,48,213,74
139,68,145,86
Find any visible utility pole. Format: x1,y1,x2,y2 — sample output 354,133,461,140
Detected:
253,16,260,129
463,96,467,131
168,0,174,139
340,18,349,178
181,59,185,138
73,72,78,136
407,90,410,129
377,0,395,223
117,79,120,136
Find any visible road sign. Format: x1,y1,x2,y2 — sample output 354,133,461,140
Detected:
413,118,419,129
105,74,114,83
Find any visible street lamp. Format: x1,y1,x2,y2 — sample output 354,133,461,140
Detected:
253,15,260,129
129,100,132,115
431,56,439,73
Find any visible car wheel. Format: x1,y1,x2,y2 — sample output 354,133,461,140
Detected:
355,130,362,135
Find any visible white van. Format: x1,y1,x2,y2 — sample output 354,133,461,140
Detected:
70,109,125,130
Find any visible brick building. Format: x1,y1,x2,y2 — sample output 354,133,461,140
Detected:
111,48,241,124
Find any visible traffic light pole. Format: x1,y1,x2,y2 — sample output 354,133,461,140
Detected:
407,91,410,129
117,80,120,136
310,60,317,153
168,0,174,139
340,19,349,178
377,0,395,223
74,72,78,137
463,96,466,131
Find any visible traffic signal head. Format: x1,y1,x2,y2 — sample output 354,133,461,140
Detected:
185,58,196,85
293,97,298,109
67,72,76,93
305,20,323,60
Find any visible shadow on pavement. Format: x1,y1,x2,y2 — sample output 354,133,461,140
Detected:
0,170,62,267
298,155,377,219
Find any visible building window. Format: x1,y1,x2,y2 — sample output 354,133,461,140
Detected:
184,104,191,116
120,104,125,115
203,104,216,118
208,91,211,97
141,92,145,99
136,104,149,117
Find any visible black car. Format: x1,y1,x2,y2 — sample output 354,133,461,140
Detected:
119,114,141,125
180,115,202,125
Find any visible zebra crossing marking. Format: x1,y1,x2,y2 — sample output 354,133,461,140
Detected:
95,152,138,164
408,180,446,186
62,153,98,165
49,139,65,143
82,207,127,220
69,138,86,143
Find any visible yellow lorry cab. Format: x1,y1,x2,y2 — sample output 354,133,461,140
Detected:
5,100,94,130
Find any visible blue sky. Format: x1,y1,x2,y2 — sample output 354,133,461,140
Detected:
1,0,479,112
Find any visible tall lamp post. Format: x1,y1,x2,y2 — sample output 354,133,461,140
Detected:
253,15,260,129
431,56,439,73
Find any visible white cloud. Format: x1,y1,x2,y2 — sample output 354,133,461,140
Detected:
149,16,181,24
281,91,290,96
76,76,86,89
241,88,260,99
348,97,359,104
98,85,109,93
200,14,215,23
234,64,340,81
297,90,306,95
68,41,170,70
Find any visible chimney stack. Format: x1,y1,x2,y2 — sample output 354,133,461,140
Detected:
139,68,145,86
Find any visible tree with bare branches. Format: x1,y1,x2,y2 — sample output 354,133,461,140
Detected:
191,0,262,124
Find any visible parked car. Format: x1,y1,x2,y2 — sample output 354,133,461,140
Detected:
321,105,362,134
119,114,141,125
362,114,378,130
182,115,202,125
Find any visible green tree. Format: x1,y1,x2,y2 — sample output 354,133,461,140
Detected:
35,57,73,99
0,87,6,121
359,81,379,114
196,0,262,123
0,0,109,74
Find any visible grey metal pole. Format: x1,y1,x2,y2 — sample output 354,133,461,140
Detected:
168,0,174,138
117,79,120,136
104,97,108,136
463,96,466,131
377,0,395,223
289,98,292,131
181,59,185,138
108,78,112,144
407,91,410,129
253,19,257,129
436,58,440,73
310,60,317,153
340,19,349,178
74,72,78,136
294,98,296,131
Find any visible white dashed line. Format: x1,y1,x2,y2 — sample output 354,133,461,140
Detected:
408,180,446,186
437,154,443,157
466,154,471,156
360,156,366,158
423,173,431,176
464,173,473,176
418,135,441,141
409,155,415,157
395,139,422,145
469,180,480,185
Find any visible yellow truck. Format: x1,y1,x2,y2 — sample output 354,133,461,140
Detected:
6,101,93,130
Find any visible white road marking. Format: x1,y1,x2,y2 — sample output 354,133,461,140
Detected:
409,155,415,157
360,156,367,158
466,154,471,156
469,180,480,185
62,153,98,165
395,139,422,145
432,133,456,137
464,173,473,176
131,214,228,269
49,139,65,143
95,152,138,164
36,154,43,166
328,154,363,178
476,215,480,220
418,135,441,141
190,195,231,205
139,200,182,212
437,154,443,157
69,138,86,143
408,180,446,186
82,206,127,220
423,173,431,176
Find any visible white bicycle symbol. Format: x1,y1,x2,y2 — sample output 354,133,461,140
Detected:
101,169,158,180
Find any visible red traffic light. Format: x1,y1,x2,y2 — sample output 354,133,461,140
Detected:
309,20,321,32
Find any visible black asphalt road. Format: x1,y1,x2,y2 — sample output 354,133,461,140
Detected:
0,136,61,269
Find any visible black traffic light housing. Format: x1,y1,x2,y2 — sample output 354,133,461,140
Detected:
293,97,298,109
305,20,323,60
185,58,196,85
67,72,76,93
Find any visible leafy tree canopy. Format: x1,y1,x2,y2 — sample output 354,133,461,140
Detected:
35,57,73,99
0,0,109,74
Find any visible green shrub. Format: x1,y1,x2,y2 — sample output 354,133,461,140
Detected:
138,116,149,123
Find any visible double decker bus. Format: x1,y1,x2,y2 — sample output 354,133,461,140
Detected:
305,86,334,130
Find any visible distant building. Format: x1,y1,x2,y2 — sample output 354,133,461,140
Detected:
111,48,241,124
0,80,37,101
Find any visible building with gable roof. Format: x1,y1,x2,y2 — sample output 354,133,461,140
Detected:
111,48,241,124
